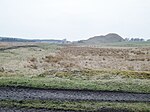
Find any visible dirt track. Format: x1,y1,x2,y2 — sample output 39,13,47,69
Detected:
0,107,130,112
0,87,150,102
0,107,76,112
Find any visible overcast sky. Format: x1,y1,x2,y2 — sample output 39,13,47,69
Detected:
0,0,150,41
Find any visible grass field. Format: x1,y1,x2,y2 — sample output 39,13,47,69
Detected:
77,41,150,47
0,42,150,111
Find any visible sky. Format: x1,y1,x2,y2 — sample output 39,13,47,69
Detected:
0,0,150,41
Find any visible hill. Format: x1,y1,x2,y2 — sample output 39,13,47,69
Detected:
78,33,124,44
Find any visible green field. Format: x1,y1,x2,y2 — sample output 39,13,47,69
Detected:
0,69,150,93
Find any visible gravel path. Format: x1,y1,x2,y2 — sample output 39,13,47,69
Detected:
0,87,150,102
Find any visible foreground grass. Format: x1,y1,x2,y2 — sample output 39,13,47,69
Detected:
0,75,150,93
0,100,149,112
0,69,150,93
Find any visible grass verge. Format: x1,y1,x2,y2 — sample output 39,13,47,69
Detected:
0,100,149,112
0,76,150,93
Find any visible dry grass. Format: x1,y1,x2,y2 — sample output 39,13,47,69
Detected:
44,55,63,63
0,42,61,75
0,42,150,76
58,46,150,71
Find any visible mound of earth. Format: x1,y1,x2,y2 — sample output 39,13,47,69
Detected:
78,33,124,44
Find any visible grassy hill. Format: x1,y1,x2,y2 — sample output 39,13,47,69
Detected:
78,33,124,44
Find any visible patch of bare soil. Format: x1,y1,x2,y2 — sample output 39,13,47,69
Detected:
0,107,131,112
0,87,149,102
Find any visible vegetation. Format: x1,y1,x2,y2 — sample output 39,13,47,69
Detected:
0,43,150,93
0,72,150,93
0,100,149,112
0,42,150,111
0,37,67,43
39,69,150,79
102,41,150,47
77,33,124,44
